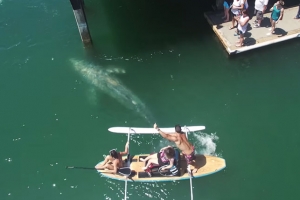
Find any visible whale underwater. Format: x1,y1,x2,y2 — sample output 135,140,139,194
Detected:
70,58,154,123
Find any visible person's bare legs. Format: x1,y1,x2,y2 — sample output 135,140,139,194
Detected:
95,157,115,170
254,10,263,28
224,8,230,22
140,154,156,162
142,157,159,170
270,19,276,34
95,155,113,170
257,19,262,27
222,6,226,19
140,154,157,170
231,16,236,28
237,33,244,46
97,163,114,170
186,159,198,174
144,158,159,168
240,33,244,45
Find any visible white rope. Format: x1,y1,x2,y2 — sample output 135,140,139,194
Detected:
185,125,194,200
124,128,131,200
189,173,194,200
124,178,128,200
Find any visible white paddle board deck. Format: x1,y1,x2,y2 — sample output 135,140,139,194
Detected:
96,154,225,182
108,126,205,134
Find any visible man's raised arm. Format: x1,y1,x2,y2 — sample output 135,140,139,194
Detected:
154,123,177,142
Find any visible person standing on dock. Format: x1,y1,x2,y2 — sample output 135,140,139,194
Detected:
294,3,300,19
223,1,230,22
230,0,245,30
269,0,284,34
253,0,269,28
236,10,250,47
244,0,249,10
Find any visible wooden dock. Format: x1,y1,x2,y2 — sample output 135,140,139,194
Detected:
204,6,300,55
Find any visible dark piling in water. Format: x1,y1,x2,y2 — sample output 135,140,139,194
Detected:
69,0,92,45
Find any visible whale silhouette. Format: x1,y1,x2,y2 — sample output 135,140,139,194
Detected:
70,58,154,124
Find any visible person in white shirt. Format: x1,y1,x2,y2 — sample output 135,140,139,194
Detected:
229,0,244,30
253,0,269,28
236,10,250,47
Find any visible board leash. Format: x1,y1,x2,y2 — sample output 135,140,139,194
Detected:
185,126,194,200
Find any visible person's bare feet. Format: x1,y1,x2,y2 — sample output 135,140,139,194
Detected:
235,43,244,47
192,168,198,173
224,19,229,22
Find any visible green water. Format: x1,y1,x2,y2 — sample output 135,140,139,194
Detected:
1,0,300,199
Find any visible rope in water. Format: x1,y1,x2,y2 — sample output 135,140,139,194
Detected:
185,126,194,200
124,178,128,200
124,128,131,200
189,171,194,200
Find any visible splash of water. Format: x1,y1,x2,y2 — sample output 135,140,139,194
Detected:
190,131,219,155
156,131,220,156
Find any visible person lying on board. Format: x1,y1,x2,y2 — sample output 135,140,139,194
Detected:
154,123,198,174
140,146,175,171
95,142,129,174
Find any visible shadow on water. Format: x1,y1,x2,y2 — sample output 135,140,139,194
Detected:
84,0,217,55
82,0,300,57
69,58,155,124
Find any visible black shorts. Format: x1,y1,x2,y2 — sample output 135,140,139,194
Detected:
231,10,241,18
254,9,263,20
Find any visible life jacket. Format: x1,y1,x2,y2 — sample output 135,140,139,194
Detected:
169,147,180,175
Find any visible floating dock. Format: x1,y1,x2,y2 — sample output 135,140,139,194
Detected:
204,6,300,55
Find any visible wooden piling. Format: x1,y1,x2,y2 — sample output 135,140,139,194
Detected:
70,0,92,45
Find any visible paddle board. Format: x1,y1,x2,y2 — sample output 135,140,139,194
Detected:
108,126,205,134
96,154,225,182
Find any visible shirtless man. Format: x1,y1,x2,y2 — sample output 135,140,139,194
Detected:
95,142,129,174
154,123,197,173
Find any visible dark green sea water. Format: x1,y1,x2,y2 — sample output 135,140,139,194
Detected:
1,0,300,199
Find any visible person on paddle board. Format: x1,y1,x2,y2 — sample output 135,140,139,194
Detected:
140,146,175,171
95,142,129,174
154,123,198,173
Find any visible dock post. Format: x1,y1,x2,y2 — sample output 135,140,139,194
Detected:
70,0,92,45
80,0,85,6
